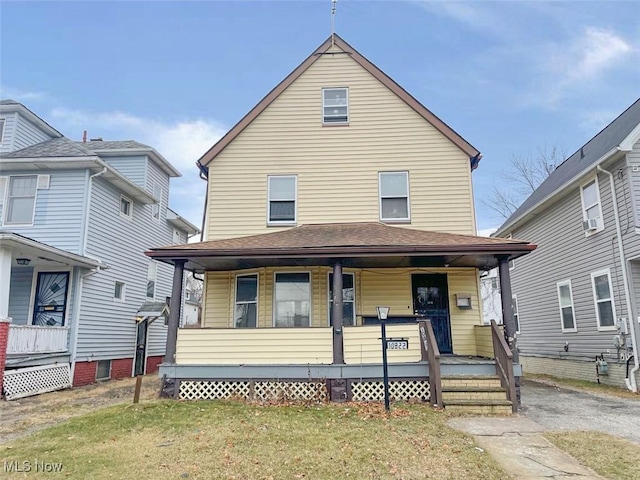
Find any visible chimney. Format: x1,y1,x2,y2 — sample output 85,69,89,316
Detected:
82,130,87,143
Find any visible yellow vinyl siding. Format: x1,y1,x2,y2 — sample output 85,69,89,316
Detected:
176,328,333,364
343,325,421,364
206,43,475,241
202,267,481,355
474,325,497,358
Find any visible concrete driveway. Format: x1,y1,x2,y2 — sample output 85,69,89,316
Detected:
520,379,640,444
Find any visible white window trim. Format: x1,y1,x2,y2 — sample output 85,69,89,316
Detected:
321,87,349,125
27,267,73,327
327,271,356,327
379,171,411,223
512,294,520,334
96,360,112,381
556,279,577,333
591,268,617,331
120,195,133,220
272,271,312,327
151,182,162,222
146,261,157,301
234,273,259,328
267,175,297,226
2,174,39,227
114,281,126,302
0,117,5,144
580,176,604,236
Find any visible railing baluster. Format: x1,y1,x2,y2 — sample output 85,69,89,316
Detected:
491,320,516,413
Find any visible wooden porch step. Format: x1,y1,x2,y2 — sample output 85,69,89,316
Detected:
444,399,513,415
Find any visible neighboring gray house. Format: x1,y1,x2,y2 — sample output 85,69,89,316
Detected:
494,99,640,391
0,100,199,399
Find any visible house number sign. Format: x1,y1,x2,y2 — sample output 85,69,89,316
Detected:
385,338,409,350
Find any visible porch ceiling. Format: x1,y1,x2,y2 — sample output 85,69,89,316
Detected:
0,232,103,269
146,222,535,272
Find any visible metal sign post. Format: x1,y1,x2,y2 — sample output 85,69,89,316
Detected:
377,306,391,411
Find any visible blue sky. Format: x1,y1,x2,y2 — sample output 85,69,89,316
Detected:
1,1,638,234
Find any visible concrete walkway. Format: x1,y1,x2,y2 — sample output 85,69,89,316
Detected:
448,417,603,479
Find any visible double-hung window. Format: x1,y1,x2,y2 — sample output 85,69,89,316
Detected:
0,118,5,144
274,272,310,327
146,261,157,300
120,195,133,219
5,175,38,225
152,183,162,220
267,175,297,225
235,274,258,328
557,280,576,332
379,171,410,222
591,269,616,330
581,178,603,233
328,272,355,327
322,88,348,124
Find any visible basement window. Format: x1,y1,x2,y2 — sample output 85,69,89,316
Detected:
96,360,111,381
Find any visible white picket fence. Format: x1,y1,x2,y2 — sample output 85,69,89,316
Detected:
7,325,69,354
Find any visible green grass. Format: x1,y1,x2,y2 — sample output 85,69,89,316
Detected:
525,373,640,399
1,401,509,479
544,431,640,480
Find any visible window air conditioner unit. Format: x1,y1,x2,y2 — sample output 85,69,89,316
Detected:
583,218,598,231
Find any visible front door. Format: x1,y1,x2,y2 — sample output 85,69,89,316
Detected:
32,271,70,326
412,274,452,354
134,320,148,376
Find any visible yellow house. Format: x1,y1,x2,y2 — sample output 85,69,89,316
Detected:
148,35,534,410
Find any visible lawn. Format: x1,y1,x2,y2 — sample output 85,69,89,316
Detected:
544,431,640,480
1,401,508,479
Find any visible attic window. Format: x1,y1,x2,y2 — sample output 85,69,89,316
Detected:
322,88,349,125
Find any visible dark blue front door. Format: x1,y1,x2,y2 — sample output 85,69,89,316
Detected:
32,271,70,326
412,274,452,354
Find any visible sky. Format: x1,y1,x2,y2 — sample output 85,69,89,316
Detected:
1,0,639,235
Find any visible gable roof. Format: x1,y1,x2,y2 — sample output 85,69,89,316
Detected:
495,98,640,236
0,99,63,138
80,140,182,177
197,34,480,170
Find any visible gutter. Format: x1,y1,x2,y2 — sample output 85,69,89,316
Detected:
597,164,639,392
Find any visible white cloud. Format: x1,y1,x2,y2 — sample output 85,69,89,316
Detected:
476,228,497,238
50,107,227,229
0,85,48,102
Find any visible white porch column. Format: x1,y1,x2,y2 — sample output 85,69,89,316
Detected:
0,246,13,321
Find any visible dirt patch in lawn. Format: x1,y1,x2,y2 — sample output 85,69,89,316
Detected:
0,374,161,444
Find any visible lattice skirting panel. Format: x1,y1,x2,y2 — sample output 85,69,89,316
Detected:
179,380,327,402
351,380,430,402
3,363,72,401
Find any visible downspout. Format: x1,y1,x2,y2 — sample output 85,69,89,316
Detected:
82,167,107,255
597,164,639,392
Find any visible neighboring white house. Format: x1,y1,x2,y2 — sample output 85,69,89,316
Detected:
0,100,199,400
480,269,502,325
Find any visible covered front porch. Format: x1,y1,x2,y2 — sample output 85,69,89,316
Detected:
147,222,533,409
0,232,102,399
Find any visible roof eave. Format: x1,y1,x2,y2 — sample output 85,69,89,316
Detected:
0,103,63,138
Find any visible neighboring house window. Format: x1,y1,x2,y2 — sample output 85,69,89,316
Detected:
0,118,5,144
96,360,111,381
491,278,498,290
274,272,310,327
5,175,37,225
328,272,355,327
591,269,616,330
581,178,603,233
120,195,133,219
267,175,297,225
322,87,348,124
152,182,162,220
557,280,576,332
512,295,520,333
173,229,183,244
146,261,157,300
114,281,126,301
185,290,191,301
379,171,410,222
235,274,258,328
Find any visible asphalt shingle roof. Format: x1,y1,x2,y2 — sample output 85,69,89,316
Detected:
498,98,640,233
1,137,94,158
80,140,153,151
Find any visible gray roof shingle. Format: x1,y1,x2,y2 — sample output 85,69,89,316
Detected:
1,137,94,158
497,98,640,233
80,140,153,151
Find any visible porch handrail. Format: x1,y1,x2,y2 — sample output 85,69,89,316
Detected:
490,320,516,413
418,320,442,408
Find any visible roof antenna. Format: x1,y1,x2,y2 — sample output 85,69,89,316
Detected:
331,0,337,47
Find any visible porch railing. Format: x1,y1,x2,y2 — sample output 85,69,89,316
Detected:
7,325,70,355
490,320,516,413
418,320,442,408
